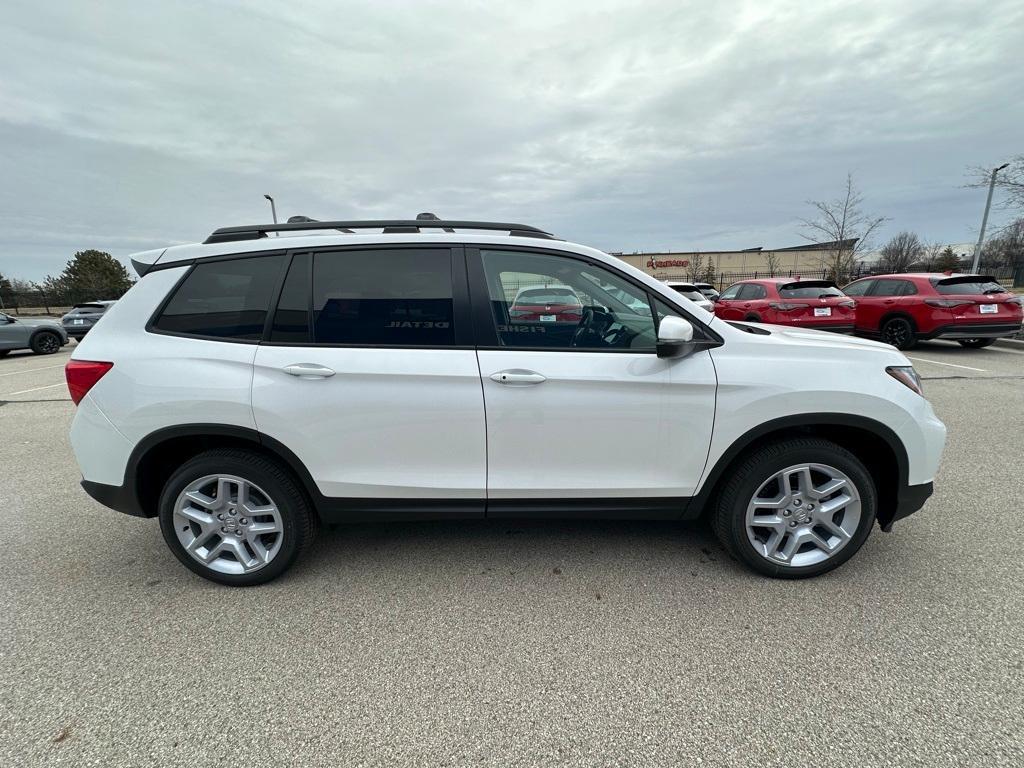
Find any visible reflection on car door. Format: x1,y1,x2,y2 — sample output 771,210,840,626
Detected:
468,247,717,511
251,247,487,509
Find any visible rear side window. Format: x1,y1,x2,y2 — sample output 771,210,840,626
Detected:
739,284,767,300
153,255,285,340
312,249,455,346
934,278,1006,295
872,279,917,297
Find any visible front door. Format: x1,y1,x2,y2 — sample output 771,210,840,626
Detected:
251,246,486,510
468,247,717,514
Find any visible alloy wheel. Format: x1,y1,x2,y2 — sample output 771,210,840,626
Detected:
172,474,284,575
745,463,862,568
882,320,911,348
37,334,60,353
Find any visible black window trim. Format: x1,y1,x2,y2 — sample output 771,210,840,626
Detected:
465,244,722,354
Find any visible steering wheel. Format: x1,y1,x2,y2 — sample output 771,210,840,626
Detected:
571,306,615,348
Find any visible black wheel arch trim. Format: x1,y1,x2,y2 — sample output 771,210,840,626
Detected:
684,412,915,529
93,417,925,529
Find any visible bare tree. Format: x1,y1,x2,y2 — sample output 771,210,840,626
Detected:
686,253,704,282
701,257,717,285
878,231,924,273
800,174,887,282
967,156,1024,218
764,250,782,276
919,241,945,271
978,217,1024,271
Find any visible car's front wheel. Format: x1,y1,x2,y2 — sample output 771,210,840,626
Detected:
158,449,317,586
30,331,62,355
712,438,877,578
957,338,995,348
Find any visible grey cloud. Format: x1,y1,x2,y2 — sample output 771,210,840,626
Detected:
1,0,1021,279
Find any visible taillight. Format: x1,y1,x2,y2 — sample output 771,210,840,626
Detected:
838,300,856,308
924,299,973,308
65,360,113,405
768,302,810,311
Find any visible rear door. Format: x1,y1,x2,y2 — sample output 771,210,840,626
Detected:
251,246,486,510
468,246,717,511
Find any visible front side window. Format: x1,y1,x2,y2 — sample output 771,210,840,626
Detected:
312,249,455,346
719,284,742,300
481,250,656,351
842,280,872,296
153,254,286,340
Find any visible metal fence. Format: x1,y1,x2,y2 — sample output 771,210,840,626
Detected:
0,288,130,317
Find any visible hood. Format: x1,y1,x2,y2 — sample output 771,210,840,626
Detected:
719,318,901,355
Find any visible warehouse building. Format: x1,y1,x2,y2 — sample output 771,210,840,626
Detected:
611,239,858,282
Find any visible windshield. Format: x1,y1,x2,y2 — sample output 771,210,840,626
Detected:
934,278,1006,295
779,283,843,299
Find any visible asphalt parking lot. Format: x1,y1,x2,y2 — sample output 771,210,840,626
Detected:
2,339,1023,767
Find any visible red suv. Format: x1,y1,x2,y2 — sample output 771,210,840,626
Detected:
842,273,1023,350
714,278,856,333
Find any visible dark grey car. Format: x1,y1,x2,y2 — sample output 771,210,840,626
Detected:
61,301,117,340
0,312,69,356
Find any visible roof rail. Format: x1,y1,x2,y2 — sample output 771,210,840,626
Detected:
203,217,558,244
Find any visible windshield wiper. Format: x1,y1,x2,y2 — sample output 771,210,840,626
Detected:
983,287,1006,294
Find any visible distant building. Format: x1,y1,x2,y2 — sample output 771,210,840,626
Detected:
611,240,859,280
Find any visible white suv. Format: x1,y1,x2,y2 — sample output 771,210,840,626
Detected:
66,217,946,585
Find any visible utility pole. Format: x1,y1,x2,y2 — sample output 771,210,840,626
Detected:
971,163,1009,274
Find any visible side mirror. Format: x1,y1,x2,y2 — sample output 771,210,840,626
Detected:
656,315,695,358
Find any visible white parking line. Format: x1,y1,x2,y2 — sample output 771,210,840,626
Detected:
0,364,65,377
906,356,987,373
2,382,66,397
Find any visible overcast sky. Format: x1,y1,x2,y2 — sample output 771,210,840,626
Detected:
2,0,1022,280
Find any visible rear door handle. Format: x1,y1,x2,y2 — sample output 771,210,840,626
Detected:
490,369,546,386
283,363,335,379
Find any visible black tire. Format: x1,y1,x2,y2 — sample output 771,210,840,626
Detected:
712,438,877,579
744,314,761,322
30,331,62,355
158,449,318,586
880,317,916,350
957,338,995,349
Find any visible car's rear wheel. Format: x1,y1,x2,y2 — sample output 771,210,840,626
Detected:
881,317,916,350
30,331,62,355
712,438,877,578
957,338,995,348
158,449,317,586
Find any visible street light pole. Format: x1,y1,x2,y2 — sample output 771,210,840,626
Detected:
971,163,1009,274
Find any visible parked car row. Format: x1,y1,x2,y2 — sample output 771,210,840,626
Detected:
0,300,117,358
707,273,1022,350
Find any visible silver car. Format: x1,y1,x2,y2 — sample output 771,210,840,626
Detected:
61,300,117,340
0,312,69,357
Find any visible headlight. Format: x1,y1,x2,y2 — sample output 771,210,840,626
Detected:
886,365,923,395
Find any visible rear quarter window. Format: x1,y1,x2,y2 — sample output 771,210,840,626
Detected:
152,255,286,340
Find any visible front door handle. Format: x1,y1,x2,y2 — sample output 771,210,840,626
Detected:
490,369,546,386
283,363,335,379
